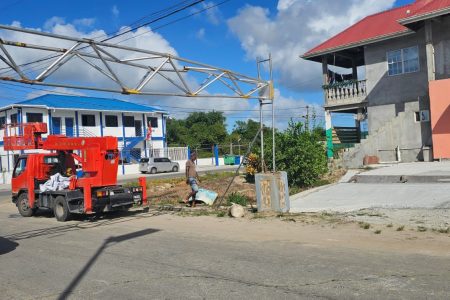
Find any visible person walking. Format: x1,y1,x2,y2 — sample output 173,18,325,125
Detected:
185,152,201,207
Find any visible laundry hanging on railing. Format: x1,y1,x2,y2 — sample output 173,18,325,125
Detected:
327,69,353,84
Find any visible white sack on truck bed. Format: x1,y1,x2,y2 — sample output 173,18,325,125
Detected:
39,173,71,193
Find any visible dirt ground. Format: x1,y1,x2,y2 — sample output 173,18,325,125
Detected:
147,172,256,206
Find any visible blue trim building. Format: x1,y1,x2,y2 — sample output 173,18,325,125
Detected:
0,94,168,169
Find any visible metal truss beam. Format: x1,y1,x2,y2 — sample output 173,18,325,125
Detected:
0,25,273,100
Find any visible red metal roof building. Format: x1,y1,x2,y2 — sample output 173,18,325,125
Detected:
302,0,450,166
303,0,450,64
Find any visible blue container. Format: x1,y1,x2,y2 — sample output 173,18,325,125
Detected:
234,155,241,165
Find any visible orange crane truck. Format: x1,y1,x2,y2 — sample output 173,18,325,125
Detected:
4,122,147,221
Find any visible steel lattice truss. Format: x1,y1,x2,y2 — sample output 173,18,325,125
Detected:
0,25,273,100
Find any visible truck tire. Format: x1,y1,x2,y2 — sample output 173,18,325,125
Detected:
150,167,157,174
172,166,179,172
54,196,71,222
17,193,35,217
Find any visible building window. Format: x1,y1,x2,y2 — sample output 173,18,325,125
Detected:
0,116,5,128
10,113,18,124
123,116,134,127
147,117,158,128
387,46,419,76
82,114,96,127
26,112,43,123
105,115,118,127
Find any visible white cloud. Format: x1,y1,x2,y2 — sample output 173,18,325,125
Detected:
227,0,396,91
196,28,206,40
73,18,96,28
25,87,86,99
111,5,119,18
202,1,222,25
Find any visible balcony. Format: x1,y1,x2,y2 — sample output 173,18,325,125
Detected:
323,79,367,107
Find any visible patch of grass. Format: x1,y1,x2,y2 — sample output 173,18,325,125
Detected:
359,222,371,229
396,225,405,231
216,211,226,218
122,181,141,188
226,192,249,206
386,223,393,228
417,226,428,232
374,229,382,234
201,172,235,181
435,227,450,234
178,209,216,217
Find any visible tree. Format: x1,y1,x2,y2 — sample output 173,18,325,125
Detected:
261,120,328,187
166,111,228,149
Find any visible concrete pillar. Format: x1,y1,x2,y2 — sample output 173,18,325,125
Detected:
352,60,358,80
322,56,329,104
425,20,435,82
325,110,333,159
355,108,363,143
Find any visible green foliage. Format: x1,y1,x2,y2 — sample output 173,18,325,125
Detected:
166,111,227,149
264,121,328,187
226,192,249,206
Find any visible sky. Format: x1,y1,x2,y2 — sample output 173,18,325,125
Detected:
0,0,415,130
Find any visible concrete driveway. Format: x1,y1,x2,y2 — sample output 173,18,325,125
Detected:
290,183,450,212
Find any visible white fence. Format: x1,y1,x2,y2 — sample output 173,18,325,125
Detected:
151,147,188,161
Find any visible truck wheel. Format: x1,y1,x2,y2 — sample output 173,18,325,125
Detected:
17,193,35,217
54,196,71,222
172,166,179,172
150,168,157,174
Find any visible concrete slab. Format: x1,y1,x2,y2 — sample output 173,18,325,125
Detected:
290,183,450,213
354,162,450,183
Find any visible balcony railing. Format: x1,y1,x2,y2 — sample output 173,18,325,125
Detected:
323,79,367,104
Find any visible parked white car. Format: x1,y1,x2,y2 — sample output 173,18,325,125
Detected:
139,157,180,174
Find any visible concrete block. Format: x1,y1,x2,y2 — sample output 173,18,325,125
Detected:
255,172,290,213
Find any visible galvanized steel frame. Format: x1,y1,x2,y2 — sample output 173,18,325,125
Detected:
0,25,273,100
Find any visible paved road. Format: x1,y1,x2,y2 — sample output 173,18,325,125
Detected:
1,198,449,299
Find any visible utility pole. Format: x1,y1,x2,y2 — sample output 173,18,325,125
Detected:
305,105,310,132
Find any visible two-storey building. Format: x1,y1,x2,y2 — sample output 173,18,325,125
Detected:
302,0,450,167
0,94,168,173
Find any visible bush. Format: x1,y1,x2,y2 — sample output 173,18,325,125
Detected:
226,192,249,206
244,153,260,183
265,121,328,187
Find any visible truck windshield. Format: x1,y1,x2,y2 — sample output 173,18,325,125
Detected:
13,158,27,178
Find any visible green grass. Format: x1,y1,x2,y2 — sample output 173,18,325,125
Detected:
216,211,226,218
396,225,405,231
359,222,371,230
417,226,427,232
226,192,249,206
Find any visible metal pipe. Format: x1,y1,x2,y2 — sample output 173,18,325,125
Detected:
269,53,275,173
136,57,169,91
36,42,81,81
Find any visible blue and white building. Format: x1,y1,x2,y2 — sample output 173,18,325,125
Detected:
0,94,168,173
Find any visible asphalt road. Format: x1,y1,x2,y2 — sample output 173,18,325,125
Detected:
1,197,449,299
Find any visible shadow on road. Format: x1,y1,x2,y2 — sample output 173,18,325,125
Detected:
4,209,169,241
0,236,19,255
58,228,160,300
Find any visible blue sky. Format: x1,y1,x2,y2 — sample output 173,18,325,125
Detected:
0,0,414,130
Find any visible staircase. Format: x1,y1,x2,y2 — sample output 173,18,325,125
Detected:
121,137,144,163
340,111,429,168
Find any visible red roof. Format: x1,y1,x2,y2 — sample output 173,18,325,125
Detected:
303,0,450,59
